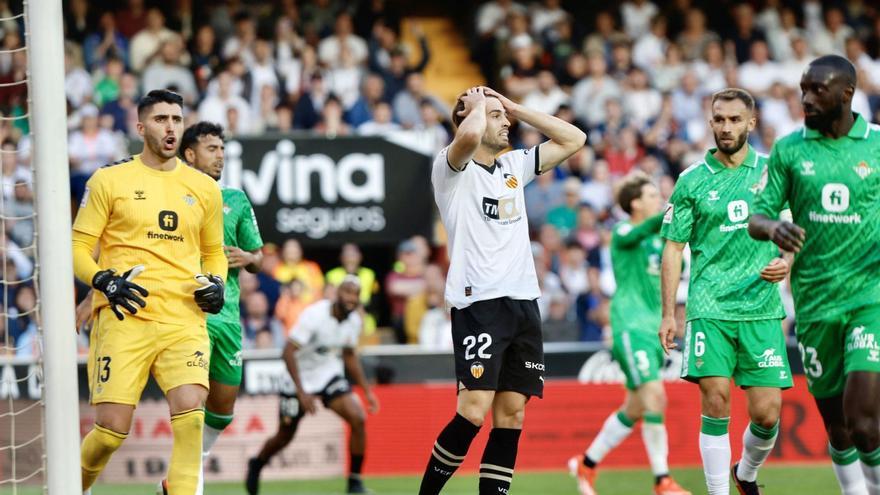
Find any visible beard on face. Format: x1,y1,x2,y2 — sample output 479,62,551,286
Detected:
715,129,748,155
804,98,843,130
481,133,508,152
146,132,178,160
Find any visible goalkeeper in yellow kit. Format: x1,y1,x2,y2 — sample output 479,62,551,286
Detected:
72,90,227,495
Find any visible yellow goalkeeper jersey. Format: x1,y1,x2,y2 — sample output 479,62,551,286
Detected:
73,155,226,325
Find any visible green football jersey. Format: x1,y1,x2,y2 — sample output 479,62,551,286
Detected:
662,146,785,322
210,187,264,324
753,113,880,322
610,214,664,333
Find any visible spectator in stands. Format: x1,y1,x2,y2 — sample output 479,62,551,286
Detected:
621,0,659,40
346,72,386,128
573,204,602,252
546,177,582,238
64,0,92,45
326,243,379,309
64,45,92,109
10,284,37,357
671,70,704,134
100,72,139,135
538,223,564,274
242,291,284,349
778,36,812,89
293,71,329,130
7,181,33,249
274,239,324,304
357,101,399,136
608,40,634,82
524,168,563,231
413,100,450,155
0,233,32,281
738,40,779,98
652,41,687,92
314,94,352,137
558,239,600,305
414,264,451,349
622,67,662,129
142,36,198,105
190,24,222,97
115,0,147,39
68,104,122,177
1,139,28,202
500,36,541,100
691,40,728,95
83,11,128,71
385,239,426,344
93,57,124,108
632,14,669,73
198,71,253,132
581,160,613,213
391,72,447,129
583,10,625,58
223,11,257,66
530,0,567,37
727,3,766,65
369,32,430,102
533,242,566,319
129,7,176,73
274,278,308,332
604,126,645,177
247,39,282,114
676,8,719,61
571,52,621,128
474,0,526,84
521,70,568,117
327,45,363,110
810,6,854,56
766,7,803,63
319,12,368,68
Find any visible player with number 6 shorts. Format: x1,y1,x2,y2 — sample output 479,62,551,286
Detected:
570,173,691,495
658,88,792,495
750,55,880,495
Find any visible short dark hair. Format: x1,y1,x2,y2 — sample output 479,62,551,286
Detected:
617,173,653,215
711,88,755,113
451,91,499,128
137,89,183,119
179,121,224,160
809,54,857,88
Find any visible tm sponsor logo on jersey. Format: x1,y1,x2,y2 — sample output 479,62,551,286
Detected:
754,348,784,368
481,196,523,225
719,200,750,233
808,183,862,224
846,326,880,362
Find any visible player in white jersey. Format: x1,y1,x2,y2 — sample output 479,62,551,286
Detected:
419,86,586,495
245,276,379,495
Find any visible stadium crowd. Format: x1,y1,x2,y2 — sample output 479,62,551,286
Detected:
1,0,880,356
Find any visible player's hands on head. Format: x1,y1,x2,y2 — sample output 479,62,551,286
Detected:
658,315,678,354
760,257,790,283
482,87,517,112
769,221,805,253
91,265,148,321
225,246,253,268
457,86,486,119
297,391,319,415
194,273,225,314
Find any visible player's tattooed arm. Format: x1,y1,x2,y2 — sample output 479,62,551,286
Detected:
343,347,380,414
483,87,586,174
659,240,686,353
282,340,319,415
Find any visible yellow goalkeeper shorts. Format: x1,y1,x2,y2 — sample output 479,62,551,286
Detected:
87,307,210,406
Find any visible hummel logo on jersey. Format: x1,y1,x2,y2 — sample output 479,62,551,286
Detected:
223,203,231,215
755,348,783,368
779,370,788,380
183,193,196,206
708,190,719,201
801,161,815,176
134,190,146,200
854,161,873,180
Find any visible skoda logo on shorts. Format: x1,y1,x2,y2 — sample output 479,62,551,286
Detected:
470,361,485,379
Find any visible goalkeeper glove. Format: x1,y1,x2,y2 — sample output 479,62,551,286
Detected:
91,265,148,321
194,273,224,314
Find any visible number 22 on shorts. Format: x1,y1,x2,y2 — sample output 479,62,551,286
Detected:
464,333,492,360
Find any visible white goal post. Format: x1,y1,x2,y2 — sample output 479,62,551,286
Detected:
25,0,82,492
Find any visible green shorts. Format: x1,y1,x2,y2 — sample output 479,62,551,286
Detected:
207,319,243,386
681,318,792,389
796,304,880,399
611,329,664,390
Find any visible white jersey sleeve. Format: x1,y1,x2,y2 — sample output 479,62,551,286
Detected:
496,145,541,186
431,146,466,193
288,304,317,347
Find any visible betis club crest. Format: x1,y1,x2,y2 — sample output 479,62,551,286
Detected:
854,161,873,180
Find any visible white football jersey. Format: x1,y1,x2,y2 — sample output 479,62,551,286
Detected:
288,299,361,393
432,145,542,309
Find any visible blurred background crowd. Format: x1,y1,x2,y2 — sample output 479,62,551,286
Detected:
2,0,880,356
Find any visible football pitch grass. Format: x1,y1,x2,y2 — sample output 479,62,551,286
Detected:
2,463,840,494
